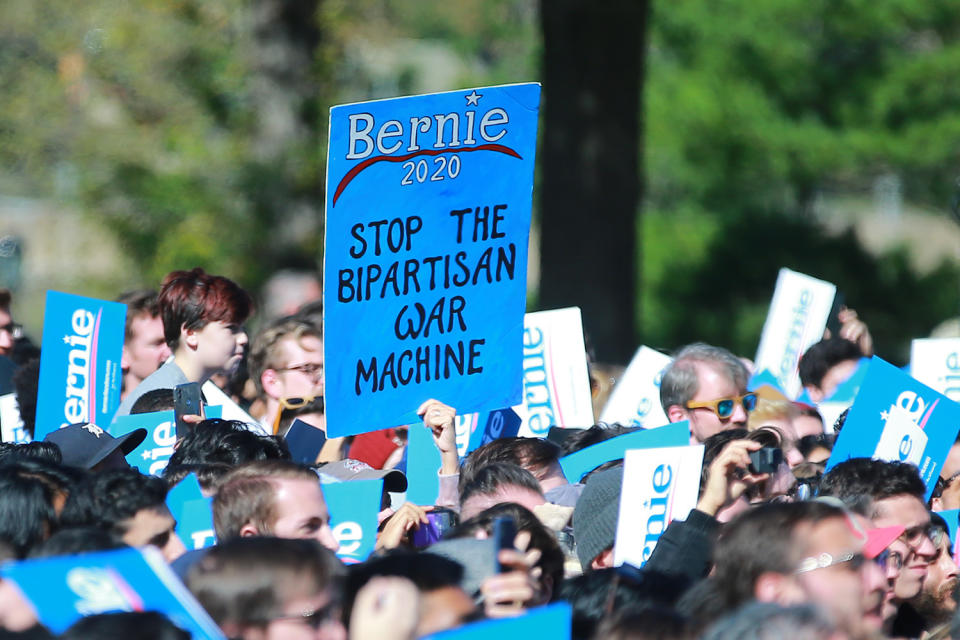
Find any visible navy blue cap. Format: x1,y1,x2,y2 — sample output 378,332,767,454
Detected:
44,422,147,470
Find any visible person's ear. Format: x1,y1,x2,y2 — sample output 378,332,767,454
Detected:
261,369,283,399
666,404,687,424
239,522,260,538
589,547,615,570
754,571,795,605
804,385,824,404
120,345,131,372
182,324,200,350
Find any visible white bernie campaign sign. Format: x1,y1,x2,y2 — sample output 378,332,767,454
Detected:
0,393,31,444
515,307,594,436
600,346,672,428
910,338,960,404
614,444,704,568
754,268,836,399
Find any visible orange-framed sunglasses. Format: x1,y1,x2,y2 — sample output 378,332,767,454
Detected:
685,392,757,419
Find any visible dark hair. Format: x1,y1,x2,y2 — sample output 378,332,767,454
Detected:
446,502,565,602
558,568,689,640
162,462,233,492
60,468,168,537
798,338,863,389
11,358,40,439
165,419,290,469
591,605,690,640
158,268,252,350
0,459,84,519
832,407,850,434
60,611,189,640
560,423,638,456
130,388,176,414
0,441,62,465
187,536,343,630
701,602,835,640
342,551,465,625
712,501,847,610
29,526,126,558
818,458,926,515
459,437,561,494
116,290,160,342
459,462,544,509
0,465,59,557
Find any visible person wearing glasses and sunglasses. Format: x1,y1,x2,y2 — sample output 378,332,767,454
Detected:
818,458,938,631
661,343,755,444
249,316,327,436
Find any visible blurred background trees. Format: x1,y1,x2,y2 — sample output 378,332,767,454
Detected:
1,0,958,363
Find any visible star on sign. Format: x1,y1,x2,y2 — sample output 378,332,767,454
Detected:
63,335,72,344
880,410,889,422
82,423,104,438
465,90,482,106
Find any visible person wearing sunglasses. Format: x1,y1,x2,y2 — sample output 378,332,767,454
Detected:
249,316,326,436
661,343,755,444
907,513,959,638
0,289,21,359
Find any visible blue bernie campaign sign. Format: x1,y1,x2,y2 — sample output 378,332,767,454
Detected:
35,291,126,440
826,357,960,501
1,547,225,638
323,83,541,438
109,406,221,476
422,602,571,640
405,422,441,506
167,474,215,551
559,421,690,483
467,407,522,453
321,478,383,564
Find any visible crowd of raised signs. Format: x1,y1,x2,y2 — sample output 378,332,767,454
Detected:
0,267,959,640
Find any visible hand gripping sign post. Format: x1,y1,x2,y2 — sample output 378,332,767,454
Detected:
323,83,540,438
826,357,960,502
35,291,126,440
754,268,836,399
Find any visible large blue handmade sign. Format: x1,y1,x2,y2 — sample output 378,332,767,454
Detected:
323,83,541,437
35,291,126,440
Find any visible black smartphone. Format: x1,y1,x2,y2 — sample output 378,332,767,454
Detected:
748,447,783,474
826,292,846,337
174,382,202,439
410,507,458,548
491,516,517,573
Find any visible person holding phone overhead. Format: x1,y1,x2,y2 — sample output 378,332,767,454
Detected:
114,268,253,417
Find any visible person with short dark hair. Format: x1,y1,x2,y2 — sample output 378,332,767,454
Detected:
798,337,863,403
164,418,289,471
116,268,252,416
187,536,345,640
117,290,171,401
59,468,185,562
660,343,753,444
130,388,176,414
0,464,59,557
702,602,836,640
0,441,61,466
459,437,579,506
28,526,126,558
213,460,338,551
458,462,545,520
61,611,190,640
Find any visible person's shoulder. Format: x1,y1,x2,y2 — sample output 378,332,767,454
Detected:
116,360,187,416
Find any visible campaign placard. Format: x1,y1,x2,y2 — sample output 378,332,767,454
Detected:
421,602,571,640
826,357,960,501
0,392,31,443
558,420,690,483
321,478,383,564
167,474,215,551
514,308,594,437
323,83,541,438
467,408,522,452
614,445,704,568
109,406,221,476
599,346,672,429
911,338,960,404
285,419,328,465
200,381,264,434
405,421,441,506
1,547,225,638
753,269,836,399
35,291,126,440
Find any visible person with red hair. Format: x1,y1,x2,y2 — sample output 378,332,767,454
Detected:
115,268,253,416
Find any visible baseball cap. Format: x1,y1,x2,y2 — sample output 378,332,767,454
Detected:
44,422,147,470
317,458,408,493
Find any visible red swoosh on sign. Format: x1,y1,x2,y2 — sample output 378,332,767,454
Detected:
331,144,522,206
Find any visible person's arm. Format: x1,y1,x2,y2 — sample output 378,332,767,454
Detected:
417,399,461,506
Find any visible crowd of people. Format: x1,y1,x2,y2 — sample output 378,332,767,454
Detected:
0,267,957,640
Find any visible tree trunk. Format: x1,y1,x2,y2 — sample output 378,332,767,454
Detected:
538,0,647,363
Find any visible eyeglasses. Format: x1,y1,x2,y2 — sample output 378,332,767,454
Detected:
686,392,757,419
900,523,939,549
272,394,323,435
875,549,903,572
0,322,23,339
795,551,866,574
278,362,323,381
